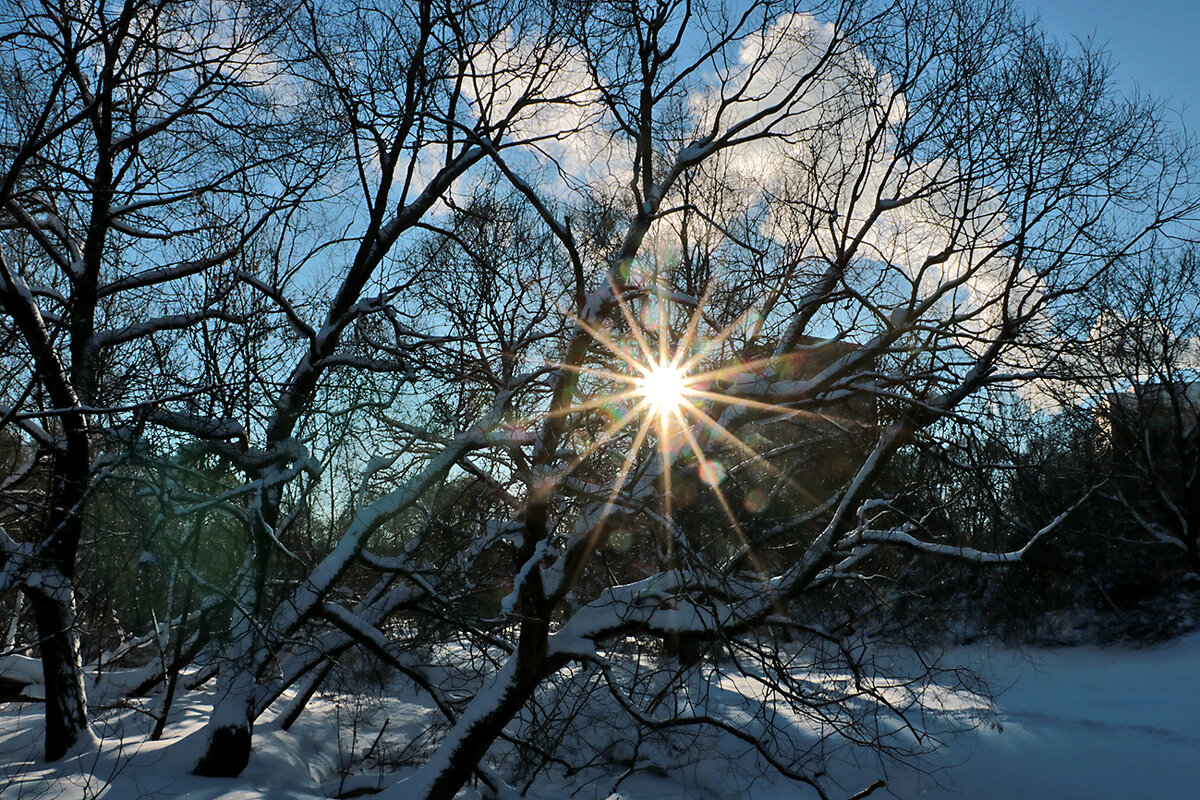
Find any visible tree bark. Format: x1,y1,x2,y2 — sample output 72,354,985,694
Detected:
25,577,90,761
390,654,545,800
193,667,257,777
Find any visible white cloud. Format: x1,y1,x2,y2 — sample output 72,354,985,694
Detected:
463,30,631,191
685,14,1014,303
460,12,1047,363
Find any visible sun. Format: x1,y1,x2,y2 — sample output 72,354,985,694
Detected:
548,275,866,589
639,363,689,416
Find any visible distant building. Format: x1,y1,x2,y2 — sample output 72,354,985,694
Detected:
1104,381,1200,470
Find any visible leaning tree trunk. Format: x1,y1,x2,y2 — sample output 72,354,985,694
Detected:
389,642,550,800
388,558,557,800
192,563,269,777
193,666,258,777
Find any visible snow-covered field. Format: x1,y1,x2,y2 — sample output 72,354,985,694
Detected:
3,633,1199,800
898,635,1200,800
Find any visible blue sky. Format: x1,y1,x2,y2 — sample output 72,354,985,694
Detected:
1025,0,1199,133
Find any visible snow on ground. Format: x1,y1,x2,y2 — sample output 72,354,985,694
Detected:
2,633,1199,800
889,634,1200,800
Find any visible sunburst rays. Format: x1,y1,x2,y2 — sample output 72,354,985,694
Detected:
639,364,690,417
545,276,861,576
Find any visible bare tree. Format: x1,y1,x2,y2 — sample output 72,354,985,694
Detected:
2,0,1197,797
181,1,1189,797
0,0,326,760
168,0,582,777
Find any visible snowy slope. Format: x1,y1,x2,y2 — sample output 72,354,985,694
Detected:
2,633,1198,800
890,635,1200,800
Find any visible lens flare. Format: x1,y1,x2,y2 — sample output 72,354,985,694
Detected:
550,275,861,577
639,364,689,416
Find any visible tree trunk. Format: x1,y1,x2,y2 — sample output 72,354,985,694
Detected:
193,667,257,777
25,577,90,761
193,721,253,778
388,655,543,800
390,574,556,800
194,482,278,777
